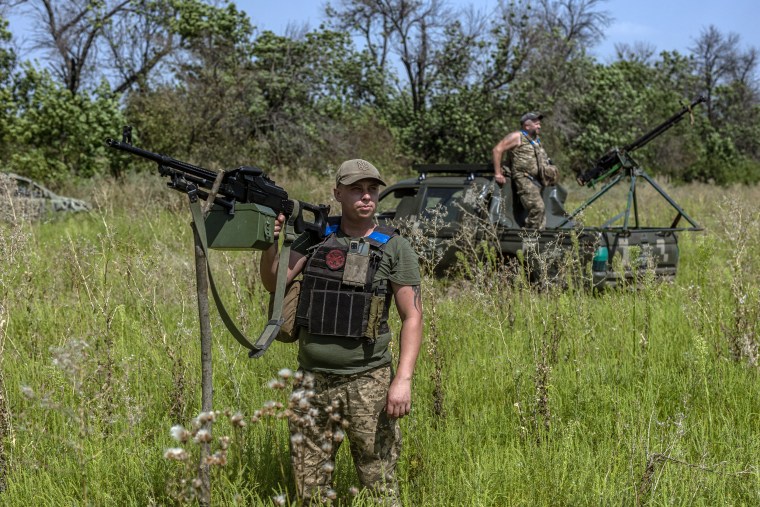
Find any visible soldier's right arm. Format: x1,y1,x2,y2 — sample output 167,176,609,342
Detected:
492,131,521,185
259,213,307,293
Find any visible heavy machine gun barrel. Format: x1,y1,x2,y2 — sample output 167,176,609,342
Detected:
106,129,329,239
576,96,706,186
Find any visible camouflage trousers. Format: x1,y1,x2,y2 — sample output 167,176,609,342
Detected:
513,172,545,229
289,365,401,506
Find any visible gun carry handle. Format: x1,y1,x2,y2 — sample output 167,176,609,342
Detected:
293,201,330,238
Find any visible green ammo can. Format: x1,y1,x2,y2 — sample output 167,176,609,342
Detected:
204,203,277,251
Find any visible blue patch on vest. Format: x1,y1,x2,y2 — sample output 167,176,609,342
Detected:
368,230,391,244
324,220,392,245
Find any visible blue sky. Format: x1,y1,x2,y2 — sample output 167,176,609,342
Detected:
238,0,760,62
6,0,760,62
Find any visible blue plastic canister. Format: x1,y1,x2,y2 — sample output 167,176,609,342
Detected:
592,246,609,272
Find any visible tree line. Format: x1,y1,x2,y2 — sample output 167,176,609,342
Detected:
1,0,758,185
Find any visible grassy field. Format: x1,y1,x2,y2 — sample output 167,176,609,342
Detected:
0,173,759,506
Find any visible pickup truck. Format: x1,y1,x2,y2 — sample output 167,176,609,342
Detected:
375,164,692,288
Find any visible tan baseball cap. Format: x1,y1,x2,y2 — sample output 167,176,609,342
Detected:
335,159,387,187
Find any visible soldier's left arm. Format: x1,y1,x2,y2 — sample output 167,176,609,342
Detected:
385,283,423,418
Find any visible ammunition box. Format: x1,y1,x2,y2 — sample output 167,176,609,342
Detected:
204,203,276,250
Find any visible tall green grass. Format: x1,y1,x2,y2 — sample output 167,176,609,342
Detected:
0,175,758,505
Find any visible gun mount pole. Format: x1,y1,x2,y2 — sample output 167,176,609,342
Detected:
192,222,213,506
561,163,703,231
623,169,637,229
640,172,702,230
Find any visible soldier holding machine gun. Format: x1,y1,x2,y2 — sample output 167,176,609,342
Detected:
260,159,423,506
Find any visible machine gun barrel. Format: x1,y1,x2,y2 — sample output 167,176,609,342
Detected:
106,137,218,181
622,95,706,153
577,96,706,186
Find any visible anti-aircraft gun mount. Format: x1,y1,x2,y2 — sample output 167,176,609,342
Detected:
376,98,706,287
565,96,706,232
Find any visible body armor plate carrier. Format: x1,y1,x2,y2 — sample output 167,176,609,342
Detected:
295,222,397,343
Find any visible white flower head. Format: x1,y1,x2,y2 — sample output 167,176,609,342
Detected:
163,447,188,461
170,425,190,442
194,428,212,443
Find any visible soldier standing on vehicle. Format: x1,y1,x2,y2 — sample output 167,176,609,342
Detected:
492,112,559,229
259,159,423,506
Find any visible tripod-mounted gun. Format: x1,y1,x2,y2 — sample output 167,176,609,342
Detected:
561,97,706,231
576,96,706,187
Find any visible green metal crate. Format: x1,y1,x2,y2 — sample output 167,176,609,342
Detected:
204,203,276,251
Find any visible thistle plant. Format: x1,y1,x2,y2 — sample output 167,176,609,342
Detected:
716,198,760,366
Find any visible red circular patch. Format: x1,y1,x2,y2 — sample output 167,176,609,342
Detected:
325,249,346,270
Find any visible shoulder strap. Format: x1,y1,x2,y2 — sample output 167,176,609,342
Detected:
320,218,397,249
324,220,340,236
254,201,300,358
521,130,540,146
189,199,298,358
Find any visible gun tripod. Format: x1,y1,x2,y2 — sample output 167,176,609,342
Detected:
559,161,702,232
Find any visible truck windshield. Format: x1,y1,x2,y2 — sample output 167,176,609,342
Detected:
421,187,463,223
377,186,418,219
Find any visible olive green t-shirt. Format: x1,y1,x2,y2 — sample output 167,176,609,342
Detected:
291,227,420,374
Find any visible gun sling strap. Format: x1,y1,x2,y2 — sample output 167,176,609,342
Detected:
189,199,299,359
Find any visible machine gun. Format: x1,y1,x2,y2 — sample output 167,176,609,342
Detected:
576,96,706,187
106,126,330,358
106,127,329,241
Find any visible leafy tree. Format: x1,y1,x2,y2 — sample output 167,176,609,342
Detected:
690,25,742,123
245,27,393,169
0,16,18,152
326,0,612,166
124,22,393,172
8,0,250,94
1,12,125,181
558,54,706,179
0,1,260,180
4,64,124,181
121,0,257,167
687,26,760,183
326,0,453,115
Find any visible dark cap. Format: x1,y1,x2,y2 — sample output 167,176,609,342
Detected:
335,159,387,187
520,112,543,125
